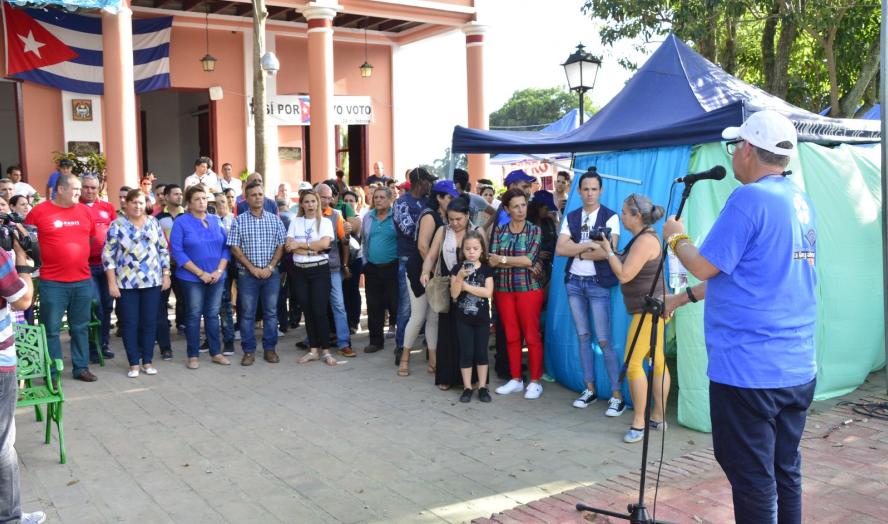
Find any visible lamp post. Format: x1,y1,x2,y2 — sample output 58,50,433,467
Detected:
561,43,601,125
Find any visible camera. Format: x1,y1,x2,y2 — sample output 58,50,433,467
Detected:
462,260,475,272
0,213,41,269
207,204,217,215
589,226,611,241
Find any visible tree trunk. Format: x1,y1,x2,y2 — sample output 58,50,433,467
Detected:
770,13,798,99
722,12,738,75
761,2,779,93
252,0,268,181
840,39,881,117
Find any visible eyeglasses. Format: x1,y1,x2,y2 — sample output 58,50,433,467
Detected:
725,139,744,156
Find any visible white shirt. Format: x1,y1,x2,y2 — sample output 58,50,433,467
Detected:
219,176,241,197
559,206,621,276
13,182,36,197
287,215,334,264
183,170,221,192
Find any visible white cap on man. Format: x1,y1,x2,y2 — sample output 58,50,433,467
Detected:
722,109,798,157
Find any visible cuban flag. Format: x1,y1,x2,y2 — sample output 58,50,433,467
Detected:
2,3,172,94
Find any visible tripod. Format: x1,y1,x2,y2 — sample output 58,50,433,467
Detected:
576,180,697,524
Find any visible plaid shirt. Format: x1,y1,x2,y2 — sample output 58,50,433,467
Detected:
227,209,286,269
490,221,542,293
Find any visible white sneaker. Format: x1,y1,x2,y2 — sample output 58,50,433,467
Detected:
605,397,627,417
572,389,597,408
524,382,543,399
21,512,46,524
142,366,158,376
495,379,524,395
127,369,139,378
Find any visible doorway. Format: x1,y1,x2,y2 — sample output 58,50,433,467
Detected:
139,90,213,184
0,81,22,176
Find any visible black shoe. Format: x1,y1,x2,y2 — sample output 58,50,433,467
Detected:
394,347,403,366
101,349,114,359
478,387,492,403
459,388,473,403
89,354,100,364
161,349,173,361
349,326,357,335
363,344,382,354
222,342,235,356
289,321,300,329
294,341,308,350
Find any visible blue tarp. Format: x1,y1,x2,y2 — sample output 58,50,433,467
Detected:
490,108,586,165
453,35,879,155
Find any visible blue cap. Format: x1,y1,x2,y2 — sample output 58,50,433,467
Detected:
504,169,535,186
432,179,460,198
532,190,556,211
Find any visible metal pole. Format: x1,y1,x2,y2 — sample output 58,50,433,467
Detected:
578,89,585,125
881,0,887,392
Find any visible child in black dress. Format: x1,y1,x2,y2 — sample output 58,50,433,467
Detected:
450,230,494,403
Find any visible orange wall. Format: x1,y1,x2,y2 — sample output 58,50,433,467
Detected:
22,83,64,194
167,23,246,174
276,35,393,183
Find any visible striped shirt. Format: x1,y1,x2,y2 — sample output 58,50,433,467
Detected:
226,209,286,269
0,251,27,371
490,221,542,293
102,216,170,289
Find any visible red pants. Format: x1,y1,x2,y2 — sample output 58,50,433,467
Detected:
495,288,544,381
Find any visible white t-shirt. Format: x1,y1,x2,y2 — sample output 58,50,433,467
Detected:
559,207,621,276
13,182,36,197
287,215,334,264
219,176,241,197
184,171,221,192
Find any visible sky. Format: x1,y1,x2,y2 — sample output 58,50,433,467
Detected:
391,0,653,173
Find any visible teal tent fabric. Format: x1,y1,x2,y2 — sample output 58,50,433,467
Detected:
674,142,886,432
543,146,690,400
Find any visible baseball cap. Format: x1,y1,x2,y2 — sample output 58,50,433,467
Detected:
722,110,797,157
432,179,459,198
532,190,556,211
504,169,535,186
58,159,74,167
298,181,313,192
408,167,437,184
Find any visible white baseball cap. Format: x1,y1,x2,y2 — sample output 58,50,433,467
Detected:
722,109,798,157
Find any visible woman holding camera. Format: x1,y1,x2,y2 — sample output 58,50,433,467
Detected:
594,193,669,444
170,184,231,369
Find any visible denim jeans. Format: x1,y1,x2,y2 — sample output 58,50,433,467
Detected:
711,379,816,524
220,273,234,344
565,274,619,391
302,270,350,350
0,372,20,523
180,278,225,358
118,287,161,365
89,264,112,353
237,268,280,353
40,278,93,377
395,256,411,348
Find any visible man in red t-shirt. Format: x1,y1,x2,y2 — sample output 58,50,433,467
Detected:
25,173,98,382
80,174,117,363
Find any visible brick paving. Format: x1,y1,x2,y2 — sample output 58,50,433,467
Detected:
474,373,888,524
13,323,712,524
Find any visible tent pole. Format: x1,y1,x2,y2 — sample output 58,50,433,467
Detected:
881,0,888,393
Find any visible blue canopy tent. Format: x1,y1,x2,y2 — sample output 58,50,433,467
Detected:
489,108,588,166
452,35,883,432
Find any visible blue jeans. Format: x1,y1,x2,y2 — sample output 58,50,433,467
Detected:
302,269,350,350
395,256,411,348
565,274,619,391
180,278,225,358
89,264,112,353
237,268,280,353
118,287,161,365
40,279,92,377
220,273,234,344
0,372,20,523
711,379,815,524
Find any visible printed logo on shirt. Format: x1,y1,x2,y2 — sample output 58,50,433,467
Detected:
793,250,815,265
53,219,81,228
793,194,811,224
99,211,110,219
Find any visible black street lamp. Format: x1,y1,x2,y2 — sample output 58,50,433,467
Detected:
561,43,601,125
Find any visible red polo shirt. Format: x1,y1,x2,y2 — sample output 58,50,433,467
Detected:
83,199,117,266
25,201,95,282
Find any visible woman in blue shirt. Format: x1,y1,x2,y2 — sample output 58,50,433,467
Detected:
103,189,170,378
170,184,231,369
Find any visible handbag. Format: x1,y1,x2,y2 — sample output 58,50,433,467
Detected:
425,253,451,314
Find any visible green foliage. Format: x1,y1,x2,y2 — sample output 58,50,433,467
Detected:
581,0,880,116
489,87,594,129
51,151,106,176
425,148,467,179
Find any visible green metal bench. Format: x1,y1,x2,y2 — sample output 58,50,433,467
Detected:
14,322,67,464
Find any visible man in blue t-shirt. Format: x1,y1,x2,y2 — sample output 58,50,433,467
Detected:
46,158,74,201
663,110,817,524
391,167,435,362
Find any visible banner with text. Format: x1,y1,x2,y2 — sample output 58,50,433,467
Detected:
248,95,373,126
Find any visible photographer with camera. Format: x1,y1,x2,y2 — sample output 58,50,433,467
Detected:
0,225,44,524
594,193,668,443
26,173,99,382
556,168,624,414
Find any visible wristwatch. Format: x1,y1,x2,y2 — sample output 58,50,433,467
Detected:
500,255,506,265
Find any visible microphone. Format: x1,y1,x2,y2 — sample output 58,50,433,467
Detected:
675,166,727,184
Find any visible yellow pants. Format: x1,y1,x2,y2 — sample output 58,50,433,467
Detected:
624,313,667,381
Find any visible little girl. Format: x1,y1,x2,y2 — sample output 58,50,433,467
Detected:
450,230,494,403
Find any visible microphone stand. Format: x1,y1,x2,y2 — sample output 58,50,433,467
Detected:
576,180,696,524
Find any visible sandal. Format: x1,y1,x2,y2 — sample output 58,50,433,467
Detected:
298,351,319,364
321,352,337,366
437,384,451,391
398,359,410,377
